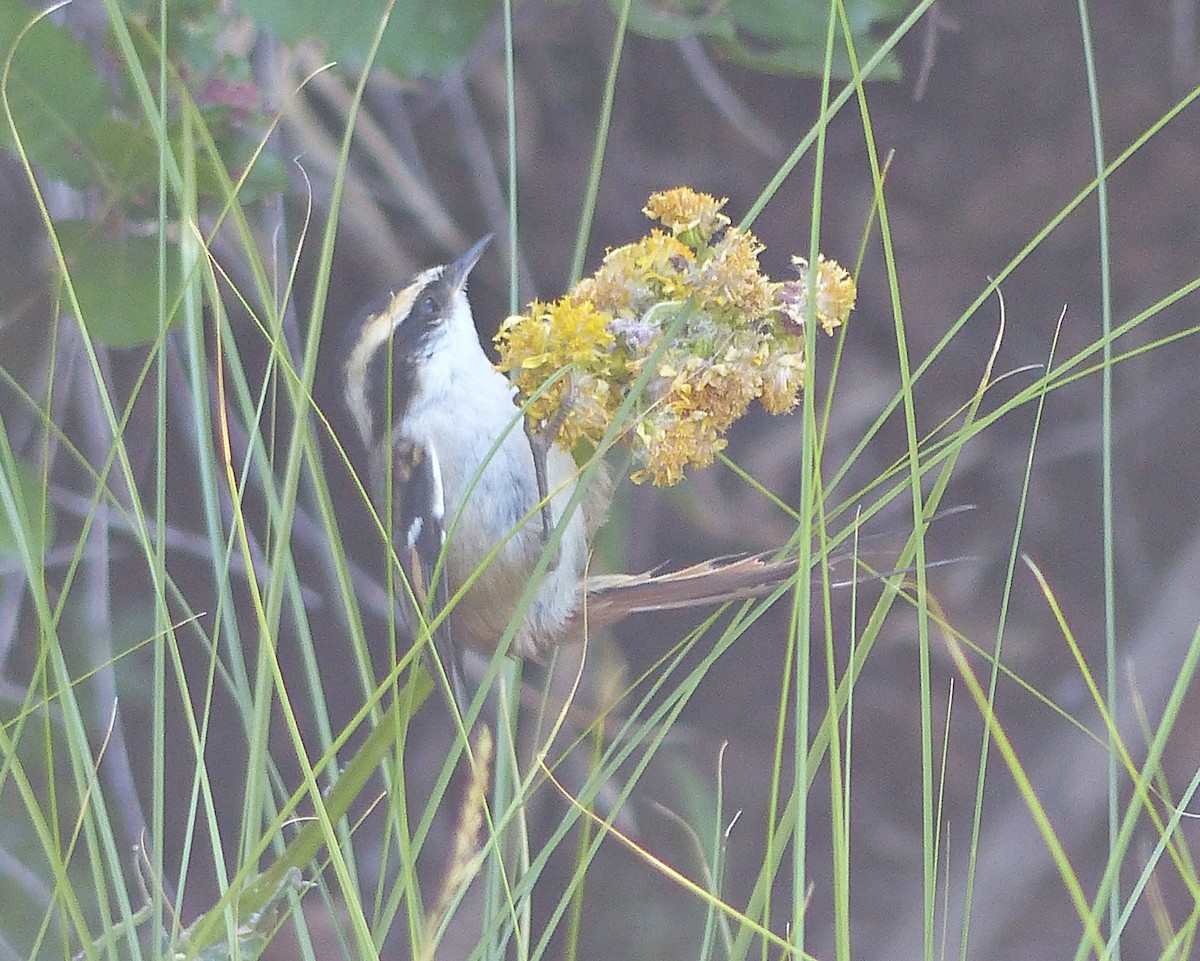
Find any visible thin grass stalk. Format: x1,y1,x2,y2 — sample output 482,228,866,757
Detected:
151,0,171,951
959,311,1060,958
741,0,940,229
942,578,1109,958
1074,3,1121,955
831,5,940,946
569,0,634,285
1,7,177,956
783,2,850,954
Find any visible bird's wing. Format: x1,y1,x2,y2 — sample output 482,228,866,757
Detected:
389,438,469,715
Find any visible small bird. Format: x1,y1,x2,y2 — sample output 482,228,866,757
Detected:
342,236,796,713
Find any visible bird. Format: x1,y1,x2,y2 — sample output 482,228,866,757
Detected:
341,236,797,715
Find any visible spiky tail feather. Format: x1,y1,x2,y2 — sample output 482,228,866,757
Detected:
578,553,799,628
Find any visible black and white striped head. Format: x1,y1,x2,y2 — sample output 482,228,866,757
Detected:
342,235,492,459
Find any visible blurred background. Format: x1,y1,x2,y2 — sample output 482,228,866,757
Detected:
1,0,1198,958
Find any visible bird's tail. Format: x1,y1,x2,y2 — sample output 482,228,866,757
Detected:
578,553,800,628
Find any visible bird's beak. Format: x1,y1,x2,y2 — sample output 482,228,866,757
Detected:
444,234,492,293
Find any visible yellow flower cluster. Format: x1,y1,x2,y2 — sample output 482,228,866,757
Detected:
497,296,616,450
494,187,856,486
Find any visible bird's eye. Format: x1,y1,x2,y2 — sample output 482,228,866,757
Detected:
416,294,438,319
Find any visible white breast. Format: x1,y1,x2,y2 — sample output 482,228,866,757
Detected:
401,293,589,658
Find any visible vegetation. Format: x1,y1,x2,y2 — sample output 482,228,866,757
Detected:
0,1,1198,959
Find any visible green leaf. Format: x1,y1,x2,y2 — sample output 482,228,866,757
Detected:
88,115,289,205
609,0,732,41
715,37,902,81
233,0,498,78
86,117,164,199
0,0,116,187
55,222,179,349
724,0,908,78
610,0,914,79
0,456,54,560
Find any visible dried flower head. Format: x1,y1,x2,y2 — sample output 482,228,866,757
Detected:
779,254,857,336
643,187,731,245
494,187,856,486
